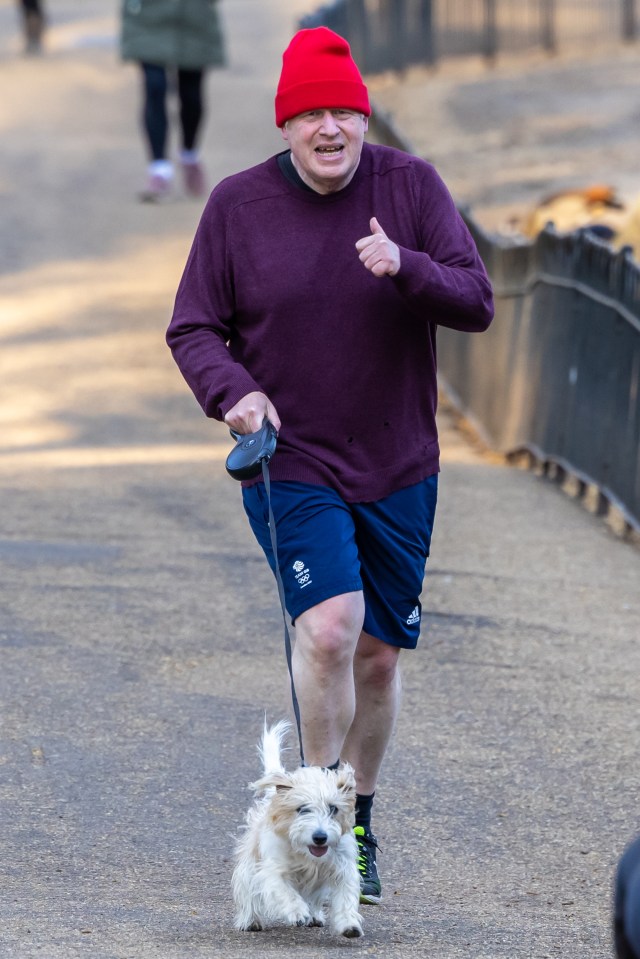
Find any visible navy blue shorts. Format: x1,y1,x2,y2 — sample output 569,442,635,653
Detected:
242,476,438,650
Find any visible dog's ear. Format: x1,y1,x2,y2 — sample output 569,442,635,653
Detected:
250,771,294,795
335,762,357,796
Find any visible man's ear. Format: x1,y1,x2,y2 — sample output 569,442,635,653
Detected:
280,123,290,143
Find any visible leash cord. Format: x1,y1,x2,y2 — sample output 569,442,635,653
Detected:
262,459,305,765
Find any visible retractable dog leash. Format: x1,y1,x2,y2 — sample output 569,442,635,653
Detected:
226,421,305,765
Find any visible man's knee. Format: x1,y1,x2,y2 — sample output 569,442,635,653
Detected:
355,632,401,689
295,592,364,665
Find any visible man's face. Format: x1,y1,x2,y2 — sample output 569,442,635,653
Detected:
281,109,368,194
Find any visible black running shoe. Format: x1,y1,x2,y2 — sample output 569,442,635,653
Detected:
354,825,382,904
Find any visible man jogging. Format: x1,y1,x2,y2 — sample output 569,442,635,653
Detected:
167,26,494,904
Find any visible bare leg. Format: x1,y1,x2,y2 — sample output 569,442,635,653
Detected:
292,592,364,767
342,631,401,795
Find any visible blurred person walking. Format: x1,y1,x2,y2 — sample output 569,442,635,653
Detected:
18,0,45,55
615,833,640,958
120,0,226,202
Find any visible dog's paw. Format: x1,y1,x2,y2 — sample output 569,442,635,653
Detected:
307,905,326,927
234,913,264,932
284,906,312,928
341,924,364,939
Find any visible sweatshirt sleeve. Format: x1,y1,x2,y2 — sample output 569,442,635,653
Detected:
166,191,262,420
392,162,494,333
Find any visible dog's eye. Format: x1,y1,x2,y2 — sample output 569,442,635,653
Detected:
296,805,310,815
329,804,339,816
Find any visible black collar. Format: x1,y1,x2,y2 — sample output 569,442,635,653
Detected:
277,151,315,193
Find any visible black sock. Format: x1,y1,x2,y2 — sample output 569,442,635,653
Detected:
355,791,375,833
304,759,340,770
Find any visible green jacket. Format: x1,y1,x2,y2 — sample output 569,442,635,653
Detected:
120,0,225,70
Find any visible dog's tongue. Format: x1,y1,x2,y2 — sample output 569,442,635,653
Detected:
309,845,328,858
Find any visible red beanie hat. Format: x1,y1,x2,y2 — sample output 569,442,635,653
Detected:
275,27,370,127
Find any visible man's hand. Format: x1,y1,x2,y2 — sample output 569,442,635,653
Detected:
224,391,281,434
355,216,401,277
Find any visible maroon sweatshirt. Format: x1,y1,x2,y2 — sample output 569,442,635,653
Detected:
167,143,494,502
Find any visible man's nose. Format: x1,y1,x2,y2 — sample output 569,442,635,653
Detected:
318,111,340,133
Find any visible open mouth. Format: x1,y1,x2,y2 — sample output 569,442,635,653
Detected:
315,145,343,156
308,844,329,858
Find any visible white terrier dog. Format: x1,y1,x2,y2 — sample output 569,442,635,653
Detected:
232,721,363,938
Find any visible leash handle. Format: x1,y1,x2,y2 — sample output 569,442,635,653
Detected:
262,459,305,765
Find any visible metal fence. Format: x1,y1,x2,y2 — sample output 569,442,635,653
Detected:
437,218,640,532
300,0,638,72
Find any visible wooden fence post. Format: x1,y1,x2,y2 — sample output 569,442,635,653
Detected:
622,0,637,40
484,0,497,60
421,0,436,65
388,0,406,71
541,0,557,53
347,0,369,71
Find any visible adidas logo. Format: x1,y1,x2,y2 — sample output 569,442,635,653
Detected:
406,605,420,625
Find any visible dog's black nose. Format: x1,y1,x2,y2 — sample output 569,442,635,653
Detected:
312,831,328,846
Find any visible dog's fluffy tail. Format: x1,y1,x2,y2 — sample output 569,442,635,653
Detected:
259,719,291,776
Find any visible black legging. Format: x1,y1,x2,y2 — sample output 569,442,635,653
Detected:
141,62,204,161
20,0,42,13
